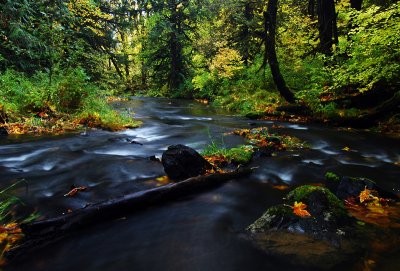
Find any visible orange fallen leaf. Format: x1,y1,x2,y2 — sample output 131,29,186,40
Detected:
64,186,87,197
272,185,289,190
0,222,24,265
293,201,311,217
156,176,170,184
359,188,373,203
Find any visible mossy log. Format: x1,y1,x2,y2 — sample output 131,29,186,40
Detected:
7,168,251,260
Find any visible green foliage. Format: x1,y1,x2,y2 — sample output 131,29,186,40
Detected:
330,3,400,94
325,172,341,182
286,185,346,217
0,180,39,225
0,68,137,131
1,0,399,126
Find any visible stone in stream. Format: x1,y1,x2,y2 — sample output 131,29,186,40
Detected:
161,144,213,181
0,127,8,136
244,186,360,269
325,172,399,200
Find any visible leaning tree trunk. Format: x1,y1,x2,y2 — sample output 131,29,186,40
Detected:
264,0,296,103
316,0,338,55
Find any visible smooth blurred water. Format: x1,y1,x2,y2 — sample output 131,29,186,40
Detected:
1,97,399,271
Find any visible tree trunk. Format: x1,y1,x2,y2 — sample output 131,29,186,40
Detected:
308,0,315,18
316,0,337,55
350,0,362,11
168,2,184,92
7,168,252,260
242,2,253,66
264,0,296,103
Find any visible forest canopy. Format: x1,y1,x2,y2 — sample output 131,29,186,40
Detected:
0,0,399,132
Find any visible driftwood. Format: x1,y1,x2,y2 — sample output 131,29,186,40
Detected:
7,168,251,259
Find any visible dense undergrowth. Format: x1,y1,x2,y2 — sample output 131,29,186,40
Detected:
0,68,139,134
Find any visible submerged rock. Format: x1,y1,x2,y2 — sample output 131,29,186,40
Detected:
161,144,212,181
245,186,359,269
326,172,398,200
248,186,351,242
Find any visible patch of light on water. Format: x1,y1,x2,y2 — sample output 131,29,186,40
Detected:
311,140,329,150
336,158,378,168
320,149,340,155
277,172,293,182
302,159,324,165
360,152,394,163
286,124,308,130
43,191,54,197
1,148,52,162
173,116,213,121
42,162,56,171
119,126,169,142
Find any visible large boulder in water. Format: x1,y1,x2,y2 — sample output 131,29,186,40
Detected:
247,186,351,243
325,172,399,200
244,186,360,269
161,144,212,181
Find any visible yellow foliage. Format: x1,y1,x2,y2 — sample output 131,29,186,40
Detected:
67,0,112,35
0,223,24,265
210,47,243,79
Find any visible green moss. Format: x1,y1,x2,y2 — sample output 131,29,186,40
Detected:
246,205,292,232
286,185,346,217
325,172,340,182
225,146,253,164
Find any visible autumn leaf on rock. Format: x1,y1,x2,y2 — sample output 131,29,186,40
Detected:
293,201,311,217
342,146,351,152
359,188,372,203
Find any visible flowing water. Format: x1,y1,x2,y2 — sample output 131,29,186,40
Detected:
1,97,399,271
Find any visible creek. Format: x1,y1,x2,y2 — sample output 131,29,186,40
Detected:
1,97,399,271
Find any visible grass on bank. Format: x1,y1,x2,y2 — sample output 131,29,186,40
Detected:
0,69,140,135
202,127,309,168
0,181,39,265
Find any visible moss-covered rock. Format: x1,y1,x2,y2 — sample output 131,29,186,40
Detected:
325,172,399,200
244,185,360,269
246,205,292,233
286,185,347,219
247,186,352,242
244,180,400,270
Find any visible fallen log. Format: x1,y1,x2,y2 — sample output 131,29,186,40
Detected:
7,168,252,259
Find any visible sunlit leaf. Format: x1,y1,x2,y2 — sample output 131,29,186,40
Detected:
293,201,311,217
359,188,372,203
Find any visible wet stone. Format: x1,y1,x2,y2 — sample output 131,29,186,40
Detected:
326,173,399,200
161,144,212,181
244,186,359,269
